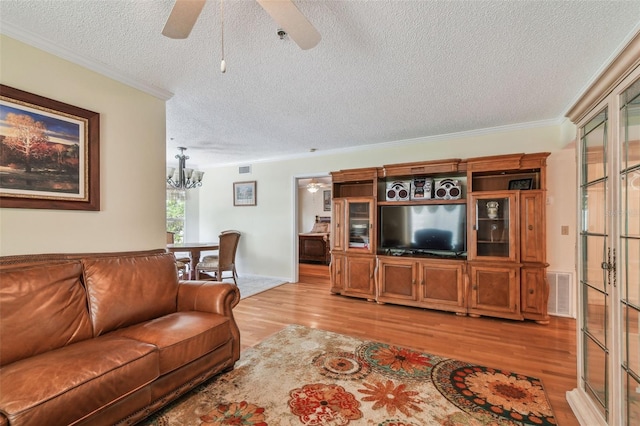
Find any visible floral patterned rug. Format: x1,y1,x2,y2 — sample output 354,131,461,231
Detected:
141,325,556,425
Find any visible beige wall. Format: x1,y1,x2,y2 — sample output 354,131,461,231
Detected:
0,35,578,282
546,147,577,273
198,125,577,281
0,36,167,255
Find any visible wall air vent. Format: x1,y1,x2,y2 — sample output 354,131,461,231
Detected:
547,271,574,318
238,165,252,174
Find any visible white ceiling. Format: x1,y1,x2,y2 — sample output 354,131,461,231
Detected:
1,1,639,168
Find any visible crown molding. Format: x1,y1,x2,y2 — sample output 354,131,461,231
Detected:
0,21,174,101
206,117,562,169
565,26,640,123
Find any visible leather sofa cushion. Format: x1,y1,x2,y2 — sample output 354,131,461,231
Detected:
83,253,179,335
113,311,231,375
0,261,92,366
0,335,158,426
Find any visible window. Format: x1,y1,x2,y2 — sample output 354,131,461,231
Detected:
166,188,185,243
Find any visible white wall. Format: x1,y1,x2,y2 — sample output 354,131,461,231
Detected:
196,124,577,281
298,187,331,233
0,36,167,255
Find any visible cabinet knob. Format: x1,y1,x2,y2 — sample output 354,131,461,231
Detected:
528,225,534,230
472,285,477,290
529,289,534,294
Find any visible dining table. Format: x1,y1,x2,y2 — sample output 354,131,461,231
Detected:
166,242,219,280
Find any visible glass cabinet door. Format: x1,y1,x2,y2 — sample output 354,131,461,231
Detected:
469,193,517,261
331,199,344,252
620,77,640,425
346,198,374,253
579,107,610,422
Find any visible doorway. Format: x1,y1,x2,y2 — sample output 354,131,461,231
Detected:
294,174,331,283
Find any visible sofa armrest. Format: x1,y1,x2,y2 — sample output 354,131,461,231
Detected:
176,281,240,316
177,281,241,363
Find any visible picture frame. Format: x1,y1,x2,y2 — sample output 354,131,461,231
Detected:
323,190,331,211
0,85,100,210
508,178,533,190
233,181,257,206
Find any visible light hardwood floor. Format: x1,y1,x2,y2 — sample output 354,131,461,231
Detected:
233,264,579,426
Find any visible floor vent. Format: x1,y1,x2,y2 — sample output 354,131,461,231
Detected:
547,271,574,318
238,165,252,174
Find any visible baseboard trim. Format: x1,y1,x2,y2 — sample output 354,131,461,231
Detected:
566,388,607,426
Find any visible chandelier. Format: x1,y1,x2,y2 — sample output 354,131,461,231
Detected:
166,147,204,190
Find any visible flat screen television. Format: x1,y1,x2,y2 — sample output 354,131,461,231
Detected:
379,204,467,257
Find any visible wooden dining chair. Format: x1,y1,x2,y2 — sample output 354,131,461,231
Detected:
166,231,191,279
195,230,241,284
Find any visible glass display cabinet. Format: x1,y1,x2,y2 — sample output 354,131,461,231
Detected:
347,200,373,251
566,41,639,425
330,167,378,300
469,193,517,262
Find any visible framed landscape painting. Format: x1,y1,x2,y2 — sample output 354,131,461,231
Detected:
233,181,256,206
0,85,100,210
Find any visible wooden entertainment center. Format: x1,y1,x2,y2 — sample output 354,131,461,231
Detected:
329,152,550,324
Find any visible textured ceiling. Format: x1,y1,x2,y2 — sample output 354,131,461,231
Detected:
1,1,639,168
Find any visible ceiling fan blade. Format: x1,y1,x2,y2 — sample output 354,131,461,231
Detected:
256,0,321,50
162,0,206,39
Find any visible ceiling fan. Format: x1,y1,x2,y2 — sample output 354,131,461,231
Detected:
162,0,321,50
305,178,330,193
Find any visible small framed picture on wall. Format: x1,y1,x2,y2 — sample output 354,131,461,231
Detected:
323,190,331,211
233,181,257,206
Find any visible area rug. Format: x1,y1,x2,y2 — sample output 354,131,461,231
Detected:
236,275,286,299
141,325,556,425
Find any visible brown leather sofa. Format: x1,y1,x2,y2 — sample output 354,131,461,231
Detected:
0,249,241,426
